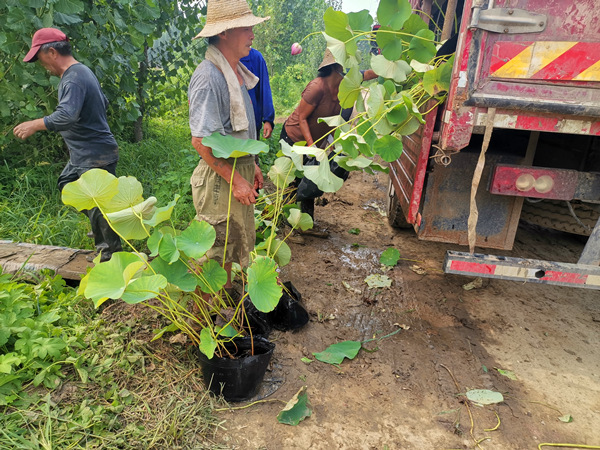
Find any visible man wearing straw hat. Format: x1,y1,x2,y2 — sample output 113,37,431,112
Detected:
188,0,269,293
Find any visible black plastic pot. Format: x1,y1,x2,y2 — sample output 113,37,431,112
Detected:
245,281,309,336
197,336,275,402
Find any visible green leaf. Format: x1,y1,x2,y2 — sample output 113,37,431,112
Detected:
323,8,356,55
103,176,144,212
323,33,348,67
55,0,84,14
395,116,421,135
367,84,386,119
215,324,238,338
466,389,504,406
32,337,66,359
558,414,574,423
495,368,517,380
301,357,313,364
176,220,216,259
374,135,403,162
196,259,227,294
377,0,412,30
371,55,412,83
54,12,83,25
255,238,291,267
203,132,268,158
199,328,217,359
157,232,180,264
348,228,360,235
147,229,162,257
279,142,304,171
268,157,295,188
121,274,167,304
338,66,363,108
84,253,146,306
143,195,180,227
422,55,454,95
380,247,401,266
347,10,374,32
408,29,437,63
387,103,409,124
61,168,119,211
313,340,361,365
248,256,282,313
303,158,344,193
150,257,197,292
277,387,312,425
0,353,23,374
287,208,313,231
106,196,157,240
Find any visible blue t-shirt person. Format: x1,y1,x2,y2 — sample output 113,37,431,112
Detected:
240,48,275,139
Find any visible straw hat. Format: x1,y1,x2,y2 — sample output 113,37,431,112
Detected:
194,0,269,39
318,48,338,70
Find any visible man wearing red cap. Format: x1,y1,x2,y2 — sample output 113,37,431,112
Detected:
13,28,122,262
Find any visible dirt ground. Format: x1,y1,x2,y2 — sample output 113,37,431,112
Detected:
215,170,600,449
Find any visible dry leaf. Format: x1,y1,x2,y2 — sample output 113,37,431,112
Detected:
410,265,427,275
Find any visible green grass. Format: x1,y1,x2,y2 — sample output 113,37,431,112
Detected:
0,106,282,251
0,269,229,449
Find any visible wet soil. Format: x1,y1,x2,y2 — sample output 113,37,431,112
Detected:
217,170,600,449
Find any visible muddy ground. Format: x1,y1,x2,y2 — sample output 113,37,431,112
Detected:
215,170,600,449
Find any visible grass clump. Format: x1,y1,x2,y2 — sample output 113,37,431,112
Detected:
0,268,229,449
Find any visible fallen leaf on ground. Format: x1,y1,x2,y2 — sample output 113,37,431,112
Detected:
462,277,483,290
364,274,392,289
277,386,312,425
313,340,362,365
342,280,362,294
410,265,427,275
558,414,573,423
466,389,504,406
169,333,187,345
495,367,517,380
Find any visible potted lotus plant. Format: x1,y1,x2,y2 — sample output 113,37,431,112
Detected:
62,133,313,401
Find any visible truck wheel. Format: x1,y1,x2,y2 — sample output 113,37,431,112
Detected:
521,199,600,236
386,178,412,229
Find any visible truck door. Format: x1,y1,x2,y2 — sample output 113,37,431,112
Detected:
442,0,600,151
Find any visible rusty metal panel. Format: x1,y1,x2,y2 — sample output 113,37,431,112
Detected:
441,0,600,151
418,153,523,250
389,105,438,224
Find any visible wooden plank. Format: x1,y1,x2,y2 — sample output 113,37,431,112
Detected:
0,240,94,281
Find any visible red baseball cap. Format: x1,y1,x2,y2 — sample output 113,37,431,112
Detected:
24,28,69,63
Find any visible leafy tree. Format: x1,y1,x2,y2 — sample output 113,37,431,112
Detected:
0,0,201,159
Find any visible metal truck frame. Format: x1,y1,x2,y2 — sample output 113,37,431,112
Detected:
387,0,600,289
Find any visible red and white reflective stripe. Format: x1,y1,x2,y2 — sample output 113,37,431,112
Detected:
474,112,600,136
444,252,600,289
490,41,600,81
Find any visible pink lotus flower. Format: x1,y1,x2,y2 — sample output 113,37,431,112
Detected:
291,42,302,56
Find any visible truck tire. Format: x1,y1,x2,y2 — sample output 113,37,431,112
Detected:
386,179,412,229
521,199,600,236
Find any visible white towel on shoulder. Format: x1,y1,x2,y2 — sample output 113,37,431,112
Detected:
204,45,259,133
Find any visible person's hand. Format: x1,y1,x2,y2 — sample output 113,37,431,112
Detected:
232,176,258,206
13,119,45,140
254,163,264,191
262,122,273,139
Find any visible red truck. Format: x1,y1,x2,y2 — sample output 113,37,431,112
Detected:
387,0,600,289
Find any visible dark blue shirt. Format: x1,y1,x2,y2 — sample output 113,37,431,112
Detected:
44,63,118,167
240,48,275,132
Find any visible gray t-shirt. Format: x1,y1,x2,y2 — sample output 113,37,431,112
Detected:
44,63,118,168
188,60,256,141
